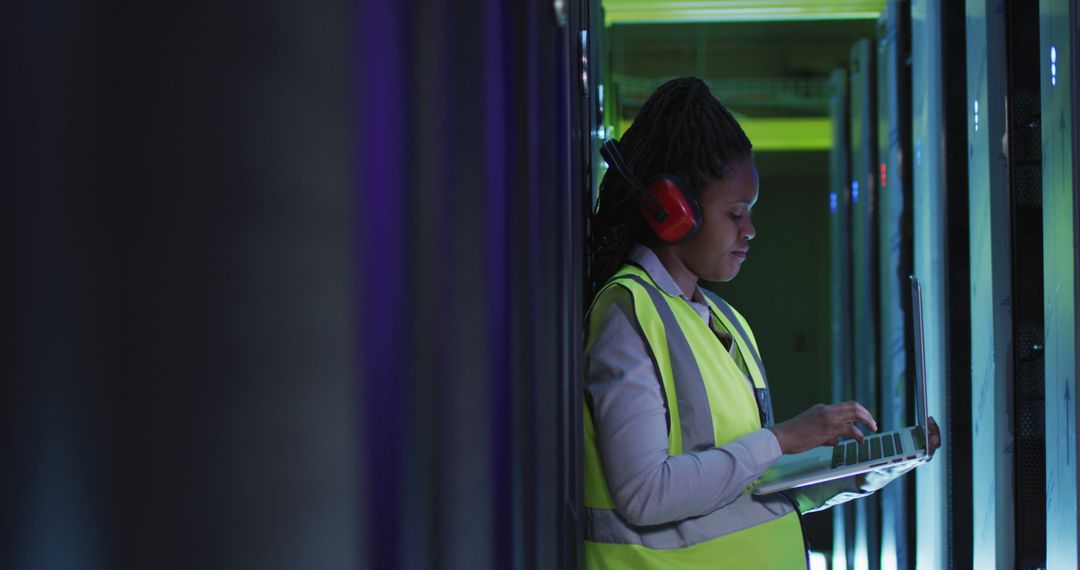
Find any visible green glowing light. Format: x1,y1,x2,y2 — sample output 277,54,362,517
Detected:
604,0,887,24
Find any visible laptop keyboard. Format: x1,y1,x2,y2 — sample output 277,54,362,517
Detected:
830,432,905,468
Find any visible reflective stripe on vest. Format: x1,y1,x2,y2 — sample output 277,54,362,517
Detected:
586,489,795,549
619,274,715,453
584,265,805,567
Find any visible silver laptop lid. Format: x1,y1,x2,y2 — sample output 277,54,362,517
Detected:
910,276,929,428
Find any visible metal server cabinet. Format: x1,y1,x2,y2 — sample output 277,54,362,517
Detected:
876,1,914,568
1042,0,1080,567
828,66,856,570
1003,1,1047,568
849,37,881,570
965,0,1015,566
570,0,603,567
912,0,972,566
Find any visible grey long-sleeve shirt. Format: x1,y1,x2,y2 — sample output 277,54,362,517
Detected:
586,245,877,526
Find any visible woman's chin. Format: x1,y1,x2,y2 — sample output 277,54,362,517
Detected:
704,268,740,283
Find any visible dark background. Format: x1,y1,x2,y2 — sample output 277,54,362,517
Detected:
3,0,587,568
4,0,360,567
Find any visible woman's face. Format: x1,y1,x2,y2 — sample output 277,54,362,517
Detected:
677,158,759,283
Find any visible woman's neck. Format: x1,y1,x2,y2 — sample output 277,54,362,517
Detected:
651,246,699,299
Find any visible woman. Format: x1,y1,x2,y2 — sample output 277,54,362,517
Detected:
584,77,939,569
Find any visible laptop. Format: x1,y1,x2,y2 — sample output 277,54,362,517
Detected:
752,276,931,495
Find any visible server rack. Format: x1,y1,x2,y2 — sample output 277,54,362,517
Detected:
1003,2,1047,568
1043,0,1080,566
911,0,972,566
965,0,1015,566
875,1,914,568
849,37,881,570
828,66,855,570
939,1,973,567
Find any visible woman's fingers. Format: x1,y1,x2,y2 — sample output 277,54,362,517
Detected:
845,422,866,443
843,401,878,432
817,402,874,446
772,400,883,454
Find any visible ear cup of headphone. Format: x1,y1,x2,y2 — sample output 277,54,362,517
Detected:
642,175,702,244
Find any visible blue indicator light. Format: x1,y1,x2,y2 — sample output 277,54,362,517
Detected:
829,192,838,213
852,181,859,204
1052,46,1058,87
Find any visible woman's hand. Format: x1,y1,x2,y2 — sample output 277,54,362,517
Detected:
926,416,942,457
853,416,944,492
768,401,878,455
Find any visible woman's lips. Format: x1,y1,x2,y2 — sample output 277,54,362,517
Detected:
732,250,748,259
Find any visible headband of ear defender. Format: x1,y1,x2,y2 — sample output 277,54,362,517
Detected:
599,139,703,244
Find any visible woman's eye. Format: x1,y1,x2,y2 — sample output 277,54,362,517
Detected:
728,213,743,220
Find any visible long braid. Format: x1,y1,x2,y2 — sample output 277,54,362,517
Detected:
588,77,753,297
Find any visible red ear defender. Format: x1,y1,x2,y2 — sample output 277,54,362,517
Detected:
599,139,703,244
643,175,702,244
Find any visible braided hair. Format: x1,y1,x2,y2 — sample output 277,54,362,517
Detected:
588,77,753,297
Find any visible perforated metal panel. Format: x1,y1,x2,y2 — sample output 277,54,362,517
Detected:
940,0,974,565
1005,3,1047,567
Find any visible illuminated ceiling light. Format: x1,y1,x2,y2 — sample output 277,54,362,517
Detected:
603,0,887,24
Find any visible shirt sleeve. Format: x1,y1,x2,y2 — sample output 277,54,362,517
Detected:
585,285,783,527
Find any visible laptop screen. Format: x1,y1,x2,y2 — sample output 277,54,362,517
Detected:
910,276,929,428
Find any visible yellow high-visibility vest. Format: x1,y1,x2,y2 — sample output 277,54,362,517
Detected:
584,264,806,569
